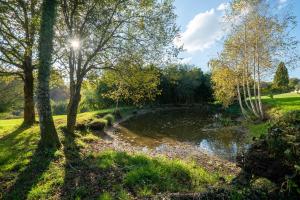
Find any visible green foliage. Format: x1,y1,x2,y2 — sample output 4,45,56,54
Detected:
247,122,270,138
158,64,213,104
98,192,113,200
241,110,300,197
103,114,115,126
288,78,300,90
100,58,161,106
88,119,107,131
273,62,289,91
51,101,68,115
0,77,23,113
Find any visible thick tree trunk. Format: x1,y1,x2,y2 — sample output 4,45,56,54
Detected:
37,0,60,148
23,62,35,125
67,83,82,134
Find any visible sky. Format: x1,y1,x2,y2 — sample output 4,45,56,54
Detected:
173,0,300,79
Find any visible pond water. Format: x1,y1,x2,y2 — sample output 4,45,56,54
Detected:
117,108,250,161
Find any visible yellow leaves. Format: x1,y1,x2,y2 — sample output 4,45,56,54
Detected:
211,65,237,108
139,0,154,8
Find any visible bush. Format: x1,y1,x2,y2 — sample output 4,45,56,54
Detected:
88,119,107,131
103,114,115,126
51,101,68,115
238,110,300,198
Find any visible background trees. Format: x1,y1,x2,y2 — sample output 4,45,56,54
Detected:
0,0,41,125
158,64,213,104
0,77,23,113
100,57,161,109
273,62,289,90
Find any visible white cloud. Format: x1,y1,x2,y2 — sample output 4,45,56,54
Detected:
278,0,288,9
217,3,229,11
174,3,228,53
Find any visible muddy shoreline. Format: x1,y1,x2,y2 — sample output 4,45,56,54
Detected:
88,107,242,175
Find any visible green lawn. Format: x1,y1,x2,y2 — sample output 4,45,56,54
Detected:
245,92,300,138
0,108,223,200
262,92,300,114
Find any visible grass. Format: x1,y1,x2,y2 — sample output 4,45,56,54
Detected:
261,92,300,114
94,151,221,197
0,107,223,199
242,92,300,138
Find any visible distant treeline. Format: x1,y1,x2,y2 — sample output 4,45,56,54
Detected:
80,64,214,111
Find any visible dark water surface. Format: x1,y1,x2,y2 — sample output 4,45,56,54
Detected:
118,108,250,161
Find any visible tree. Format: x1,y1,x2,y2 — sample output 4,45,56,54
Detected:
55,0,178,134
273,62,289,90
289,78,300,90
100,57,161,109
211,0,298,120
158,64,213,104
0,0,41,125
37,0,60,148
210,62,237,108
0,76,23,113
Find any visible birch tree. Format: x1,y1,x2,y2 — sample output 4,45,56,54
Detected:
211,0,299,120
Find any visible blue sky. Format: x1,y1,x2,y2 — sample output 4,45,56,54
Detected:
173,0,300,79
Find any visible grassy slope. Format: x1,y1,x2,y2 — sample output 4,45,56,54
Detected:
246,92,300,137
0,108,223,200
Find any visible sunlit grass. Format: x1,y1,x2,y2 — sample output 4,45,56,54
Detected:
262,92,300,114
0,106,225,199
94,150,222,198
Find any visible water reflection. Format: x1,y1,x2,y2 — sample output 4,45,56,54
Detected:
118,108,250,161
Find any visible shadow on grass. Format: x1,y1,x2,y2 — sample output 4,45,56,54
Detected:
4,141,58,199
0,124,29,142
60,131,104,199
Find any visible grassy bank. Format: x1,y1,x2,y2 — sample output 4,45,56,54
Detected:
243,92,300,137
0,108,225,199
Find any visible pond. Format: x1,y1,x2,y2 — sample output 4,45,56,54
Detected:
117,108,250,161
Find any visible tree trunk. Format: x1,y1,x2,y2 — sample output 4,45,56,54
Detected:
67,82,82,134
23,61,35,125
257,63,264,119
37,0,60,148
252,55,259,112
242,70,251,111
246,70,259,118
255,32,264,119
237,83,247,118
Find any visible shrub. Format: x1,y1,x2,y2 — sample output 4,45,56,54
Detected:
103,114,115,126
88,119,107,131
51,101,68,115
238,110,300,197
75,118,91,131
